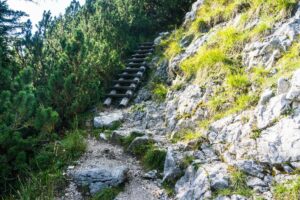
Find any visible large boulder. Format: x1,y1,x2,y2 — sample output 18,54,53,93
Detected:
94,110,123,128
71,166,128,194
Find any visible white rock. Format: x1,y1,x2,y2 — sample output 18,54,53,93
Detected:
256,113,300,164
94,110,123,128
72,166,128,194
286,69,300,101
255,94,291,129
277,78,290,95
183,0,204,25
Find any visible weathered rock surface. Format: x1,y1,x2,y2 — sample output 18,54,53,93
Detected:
72,166,128,194
175,163,230,200
243,3,300,69
94,110,123,128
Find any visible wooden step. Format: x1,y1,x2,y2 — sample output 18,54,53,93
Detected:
134,49,154,54
127,62,147,67
118,73,143,78
111,86,137,91
106,93,132,98
132,53,151,58
139,45,155,50
140,42,154,46
122,67,146,73
113,80,140,84
128,58,146,63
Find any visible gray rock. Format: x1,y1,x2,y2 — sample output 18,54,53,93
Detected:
175,162,229,200
166,84,203,132
247,177,268,188
154,32,169,45
255,94,291,129
234,160,268,179
277,78,290,95
175,165,211,200
71,166,128,194
180,35,194,48
94,110,123,128
163,148,182,182
99,133,108,141
256,113,300,164
286,69,300,101
259,89,274,105
243,4,300,69
143,170,158,180
183,0,204,26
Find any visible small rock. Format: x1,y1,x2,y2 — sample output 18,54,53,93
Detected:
127,136,154,154
94,110,123,128
143,170,158,180
99,133,107,141
68,166,75,170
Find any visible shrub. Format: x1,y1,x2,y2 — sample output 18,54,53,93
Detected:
152,84,168,102
143,148,167,172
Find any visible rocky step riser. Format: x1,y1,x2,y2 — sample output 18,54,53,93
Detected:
118,73,144,78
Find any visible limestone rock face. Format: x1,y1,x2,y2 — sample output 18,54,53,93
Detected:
94,110,123,128
71,166,128,194
166,84,204,133
286,69,300,101
183,0,205,25
175,163,230,200
243,3,300,69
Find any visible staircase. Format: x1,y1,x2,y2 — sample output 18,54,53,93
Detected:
104,42,155,107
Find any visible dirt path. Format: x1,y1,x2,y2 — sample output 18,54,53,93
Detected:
57,137,168,200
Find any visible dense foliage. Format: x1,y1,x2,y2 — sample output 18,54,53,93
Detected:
0,0,193,196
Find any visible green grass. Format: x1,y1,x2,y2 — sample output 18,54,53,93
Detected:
143,148,167,172
179,155,195,170
273,177,300,200
10,130,87,199
171,129,203,143
152,83,168,102
92,186,124,200
214,168,253,198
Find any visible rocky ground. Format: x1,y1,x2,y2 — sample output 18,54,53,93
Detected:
58,1,300,199
57,136,168,200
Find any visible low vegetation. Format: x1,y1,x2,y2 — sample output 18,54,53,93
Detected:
92,185,124,200
273,177,300,200
214,168,253,198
